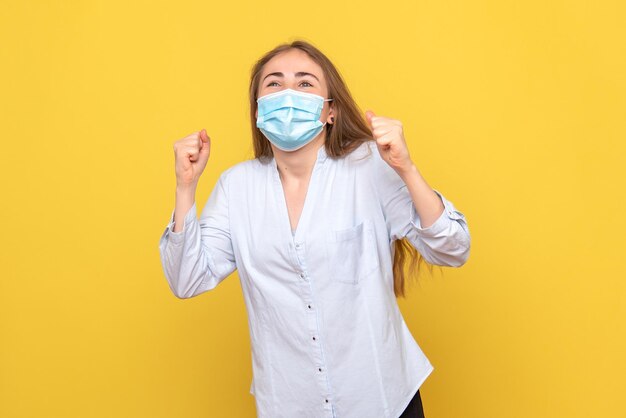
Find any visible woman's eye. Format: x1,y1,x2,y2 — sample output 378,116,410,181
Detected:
265,80,313,87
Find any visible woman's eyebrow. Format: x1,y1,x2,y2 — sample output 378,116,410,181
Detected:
262,72,320,82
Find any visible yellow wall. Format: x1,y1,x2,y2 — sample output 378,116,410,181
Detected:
1,1,624,417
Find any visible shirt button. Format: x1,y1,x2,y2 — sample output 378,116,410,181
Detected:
308,304,312,309
325,399,329,403
312,336,316,341
295,243,302,249
318,367,322,372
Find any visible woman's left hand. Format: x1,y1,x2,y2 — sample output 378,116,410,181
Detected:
365,110,414,174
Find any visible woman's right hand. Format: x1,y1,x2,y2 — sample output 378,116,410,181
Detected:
174,129,211,187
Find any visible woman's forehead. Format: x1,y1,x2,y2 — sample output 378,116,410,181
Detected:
261,50,324,80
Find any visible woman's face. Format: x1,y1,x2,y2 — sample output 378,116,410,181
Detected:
255,48,334,123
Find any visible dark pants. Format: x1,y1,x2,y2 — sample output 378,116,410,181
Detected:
398,389,425,418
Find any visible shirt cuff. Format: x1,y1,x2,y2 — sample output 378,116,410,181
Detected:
163,202,197,245
410,189,464,236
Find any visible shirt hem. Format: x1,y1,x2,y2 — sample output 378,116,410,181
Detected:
389,364,434,418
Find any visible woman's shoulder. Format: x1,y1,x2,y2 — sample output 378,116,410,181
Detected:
332,139,372,162
216,156,267,184
343,139,383,167
349,140,404,188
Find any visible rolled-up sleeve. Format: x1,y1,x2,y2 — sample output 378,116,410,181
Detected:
158,172,237,298
406,189,471,267
370,144,471,267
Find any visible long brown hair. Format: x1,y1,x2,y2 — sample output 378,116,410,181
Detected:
248,39,433,298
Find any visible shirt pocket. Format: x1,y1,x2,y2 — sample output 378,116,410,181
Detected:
325,219,380,285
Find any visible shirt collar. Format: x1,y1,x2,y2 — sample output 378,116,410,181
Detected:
316,142,328,163
270,142,328,171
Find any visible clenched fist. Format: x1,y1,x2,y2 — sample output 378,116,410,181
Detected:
173,128,211,187
364,110,413,175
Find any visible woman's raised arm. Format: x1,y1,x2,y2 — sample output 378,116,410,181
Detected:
158,130,237,298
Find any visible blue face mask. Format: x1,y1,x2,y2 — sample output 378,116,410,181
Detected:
256,88,333,152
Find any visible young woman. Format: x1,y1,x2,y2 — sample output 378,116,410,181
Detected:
159,40,471,418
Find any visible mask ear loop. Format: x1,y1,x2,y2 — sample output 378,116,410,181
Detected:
325,98,334,125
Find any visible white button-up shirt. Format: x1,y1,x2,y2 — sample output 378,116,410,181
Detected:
158,140,471,418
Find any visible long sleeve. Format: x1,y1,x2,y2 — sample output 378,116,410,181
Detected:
370,145,471,267
158,172,237,298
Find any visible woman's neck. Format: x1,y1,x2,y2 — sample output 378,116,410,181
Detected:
273,134,325,182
